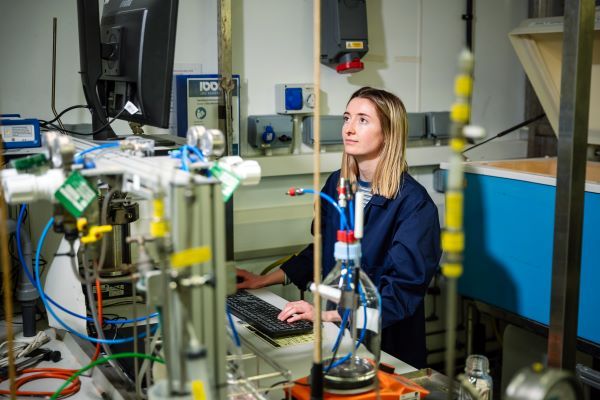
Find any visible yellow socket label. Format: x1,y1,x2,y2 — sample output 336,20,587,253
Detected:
346,41,364,49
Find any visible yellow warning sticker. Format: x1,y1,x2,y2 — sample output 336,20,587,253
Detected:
345,41,364,49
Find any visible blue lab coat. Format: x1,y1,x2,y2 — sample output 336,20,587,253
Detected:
281,170,441,368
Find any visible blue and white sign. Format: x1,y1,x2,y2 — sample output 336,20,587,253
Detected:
175,74,240,155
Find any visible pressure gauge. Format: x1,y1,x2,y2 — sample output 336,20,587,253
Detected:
43,131,75,168
186,125,225,157
200,129,225,157
505,363,583,400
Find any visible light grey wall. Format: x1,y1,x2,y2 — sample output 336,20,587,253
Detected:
0,0,214,135
1,0,527,141
234,0,528,155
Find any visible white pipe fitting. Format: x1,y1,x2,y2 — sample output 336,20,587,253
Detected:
1,168,65,204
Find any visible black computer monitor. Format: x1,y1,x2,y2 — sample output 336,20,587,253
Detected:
77,0,179,140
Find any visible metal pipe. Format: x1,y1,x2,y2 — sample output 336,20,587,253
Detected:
311,1,324,399
445,279,458,399
6,219,38,337
291,114,303,154
0,182,16,399
217,0,236,263
441,48,475,400
463,0,474,50
51,18,66,133
466,302,475,356
547,0,595,370
217,0,233,155
158,238,176,395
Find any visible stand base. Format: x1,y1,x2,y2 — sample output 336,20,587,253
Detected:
287,369,430,399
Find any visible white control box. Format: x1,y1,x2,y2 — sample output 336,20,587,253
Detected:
275,84,315,114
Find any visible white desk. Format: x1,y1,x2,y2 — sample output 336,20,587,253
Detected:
0,289,416,399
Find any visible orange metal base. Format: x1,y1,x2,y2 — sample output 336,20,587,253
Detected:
286,369,429,399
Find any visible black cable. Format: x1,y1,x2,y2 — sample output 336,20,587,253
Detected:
39,105,91,127
42,107,127,136
462,113,546,154
263,379,300,396
102,300,145,308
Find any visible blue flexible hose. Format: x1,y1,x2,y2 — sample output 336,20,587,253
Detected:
16,205,157,325
327,281,369,372
181,146,190,171
301,189,349,231
226,308,241,348
185,145,205,162
35,217,158,344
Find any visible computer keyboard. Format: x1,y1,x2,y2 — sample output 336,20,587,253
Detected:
227,291,313,338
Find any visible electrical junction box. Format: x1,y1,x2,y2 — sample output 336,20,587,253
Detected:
406,113,428,140
0,117,41,149
302,115,344,146
247,115,293,149
275,84,315,114
427,112,451,140
321,0,368,74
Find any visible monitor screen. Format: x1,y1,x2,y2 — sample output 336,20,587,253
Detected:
77,0,179,140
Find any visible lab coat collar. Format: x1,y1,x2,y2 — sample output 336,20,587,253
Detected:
369,195,388,207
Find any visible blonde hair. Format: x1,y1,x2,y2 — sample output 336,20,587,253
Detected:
341,87,408,198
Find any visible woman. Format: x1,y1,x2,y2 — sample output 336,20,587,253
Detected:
237,87,441,368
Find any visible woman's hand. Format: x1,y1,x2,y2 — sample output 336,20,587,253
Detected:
277,301,342,323
277,300,314,323
236,268,266,290
236,268,286,290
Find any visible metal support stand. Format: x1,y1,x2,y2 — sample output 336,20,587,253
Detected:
547,0,595,371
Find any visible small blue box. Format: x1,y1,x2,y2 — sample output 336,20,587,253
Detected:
1,118,41,149
284,88,303,111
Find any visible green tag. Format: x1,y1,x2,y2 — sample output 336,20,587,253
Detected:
9,153,47,171
209,164,241,202
54,171,97,217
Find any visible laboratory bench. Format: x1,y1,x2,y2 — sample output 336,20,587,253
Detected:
0,288,456,399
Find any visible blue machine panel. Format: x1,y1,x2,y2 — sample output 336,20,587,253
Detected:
0,118,41,149
460,172,600,345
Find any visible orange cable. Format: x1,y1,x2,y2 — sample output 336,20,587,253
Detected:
0,368,80,398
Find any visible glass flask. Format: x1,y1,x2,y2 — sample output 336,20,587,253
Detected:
461,354,493,400
318,255,382,394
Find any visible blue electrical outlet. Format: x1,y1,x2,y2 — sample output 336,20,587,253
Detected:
247,115,293,149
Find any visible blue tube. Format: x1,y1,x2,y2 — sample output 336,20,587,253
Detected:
327,281,369,372
301,189,349,231
181,146,190,171
226,308,241,348
16,205,34,283
185,145,205,162
35,218,157,344
75,143,120,159
330,308,350,352
16,205,157,325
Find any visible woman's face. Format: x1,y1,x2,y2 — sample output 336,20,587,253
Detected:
342,97,384,161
